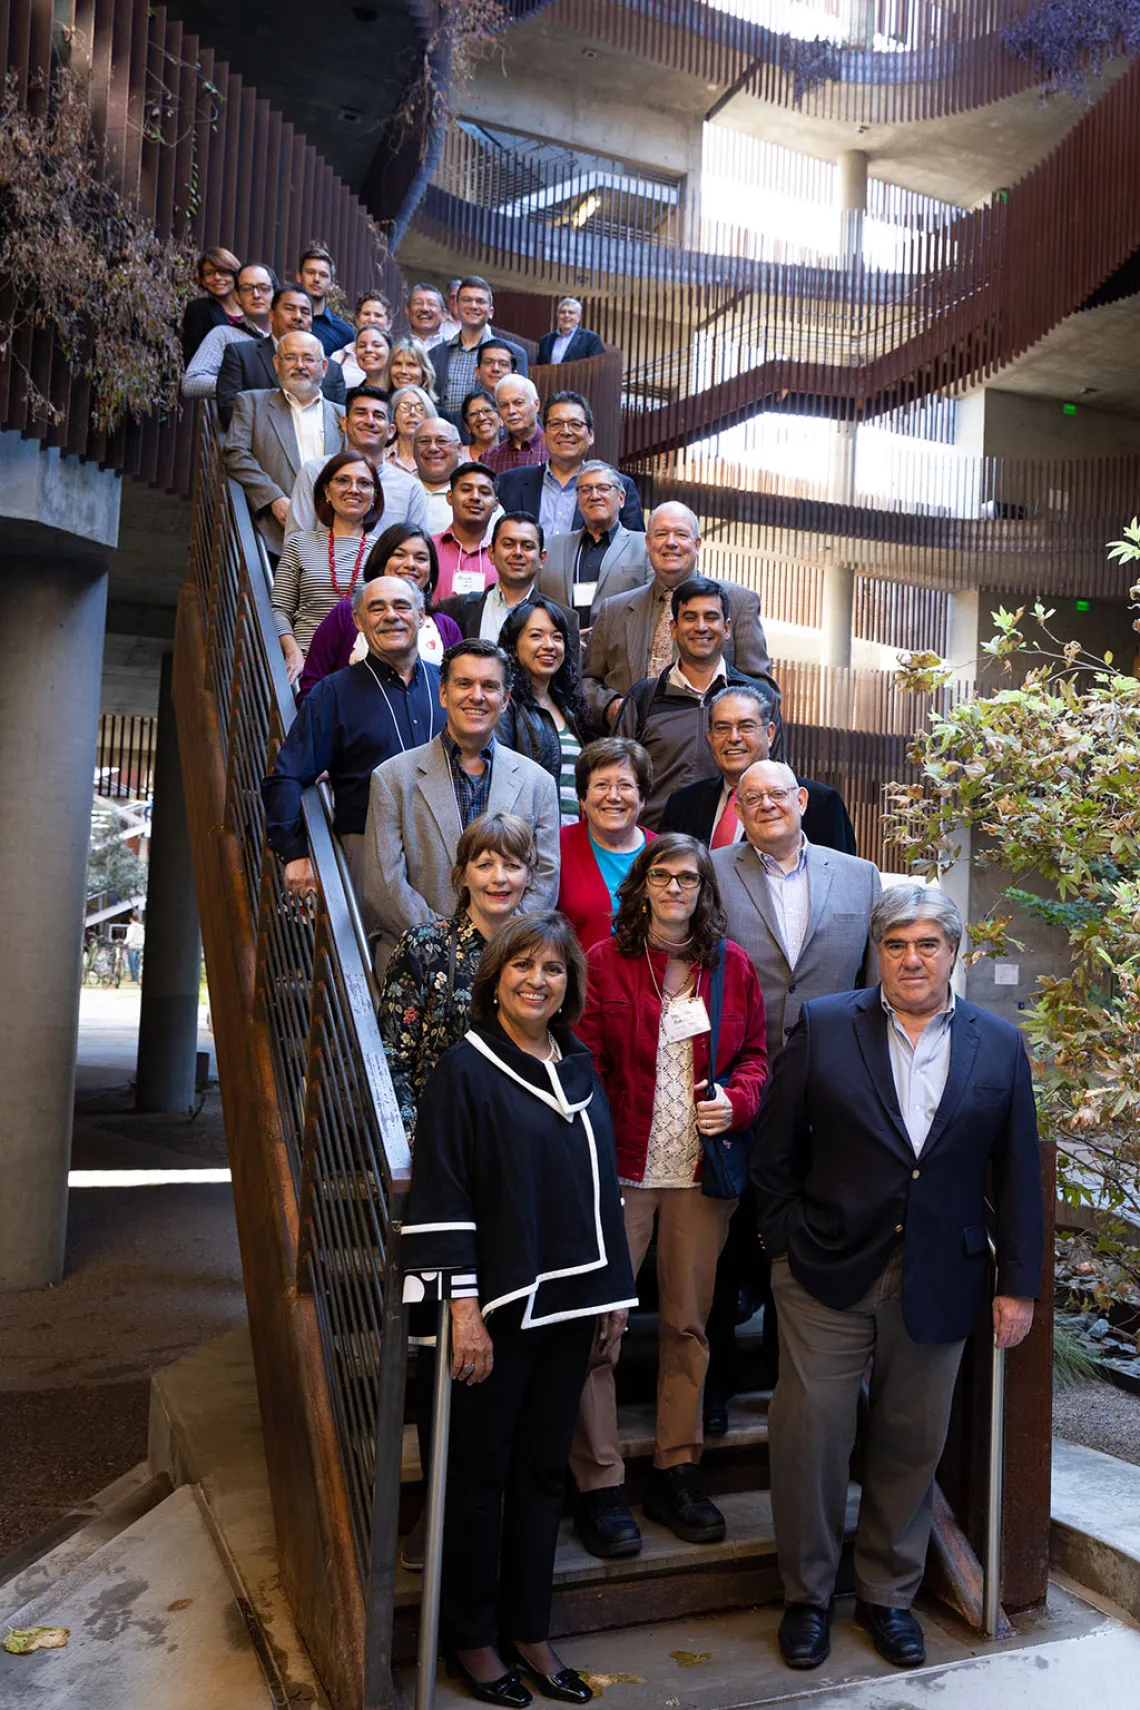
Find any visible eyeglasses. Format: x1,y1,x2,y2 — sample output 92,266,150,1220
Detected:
238,282,272,296
739,788,793,808
587,780,639,798
330,477,376,493
578,483,617,498
547,418,589,433
466,408,499,424
645,868,702,891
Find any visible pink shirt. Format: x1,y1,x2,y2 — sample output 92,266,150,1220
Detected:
432,526,498,601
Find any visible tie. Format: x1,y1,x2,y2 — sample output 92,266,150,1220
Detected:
711,788,738,849
646,594,674,678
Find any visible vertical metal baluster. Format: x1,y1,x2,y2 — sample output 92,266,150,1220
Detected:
983,1232,1005,1638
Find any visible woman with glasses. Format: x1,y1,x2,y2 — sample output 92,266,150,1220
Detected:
270,451,385,685
557,738,656,951
568,834,767,1561
387,384,438,472
496,597,590,825
181,246,243,361
462,390,504,463
384,335,441,403
296,525,464,699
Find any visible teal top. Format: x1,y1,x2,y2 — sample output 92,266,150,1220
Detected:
588,829,646,925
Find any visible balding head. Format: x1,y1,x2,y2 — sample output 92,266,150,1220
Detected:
646,502,702,587
274,331,327,403
413,415,461,486
735,760,808,863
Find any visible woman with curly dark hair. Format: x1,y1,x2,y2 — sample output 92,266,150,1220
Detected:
568,832,768,1562
496,595,590,825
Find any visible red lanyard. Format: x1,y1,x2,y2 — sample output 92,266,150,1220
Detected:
328,530,369,597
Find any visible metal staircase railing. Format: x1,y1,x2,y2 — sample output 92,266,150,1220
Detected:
182,403,411,1709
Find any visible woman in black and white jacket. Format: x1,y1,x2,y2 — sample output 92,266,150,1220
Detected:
403,911,636,1708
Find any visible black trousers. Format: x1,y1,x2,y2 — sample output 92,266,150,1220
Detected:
706,1184,779,1395
441,1306,595,1652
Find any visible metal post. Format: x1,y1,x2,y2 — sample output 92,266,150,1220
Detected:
983,1236,1006,1638
415,1302,453,1710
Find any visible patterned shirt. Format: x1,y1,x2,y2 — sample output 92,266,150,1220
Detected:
482,427,547,474
624,983,701,1189
442,338,482,413
442,729,495,826
378,910,486,1140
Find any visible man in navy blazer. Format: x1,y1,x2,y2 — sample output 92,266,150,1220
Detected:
752,884,1043,1674
497,392,645,537
537,297,605,365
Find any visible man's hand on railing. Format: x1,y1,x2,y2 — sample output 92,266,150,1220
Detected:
281,636,305,685
284,857,318,900
993,1295,1034,1350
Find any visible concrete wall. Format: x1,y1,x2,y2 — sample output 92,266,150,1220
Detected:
956,387,1140,461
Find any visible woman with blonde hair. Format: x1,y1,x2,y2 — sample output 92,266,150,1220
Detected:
384,335,440,403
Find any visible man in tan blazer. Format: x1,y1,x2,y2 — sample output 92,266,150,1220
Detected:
223,331,342,556
361,638,559,974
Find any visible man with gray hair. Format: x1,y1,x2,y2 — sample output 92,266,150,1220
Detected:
538,296,605,364
481,374,546,474
260,575,444,901
753,882,1043,1674
538,459,649,627
584,500,777,730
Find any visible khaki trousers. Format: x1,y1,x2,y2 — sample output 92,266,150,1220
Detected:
768,1251,965,1610
570,1185,735,1489
340,832,366,903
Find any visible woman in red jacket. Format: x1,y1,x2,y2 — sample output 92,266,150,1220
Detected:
557,737,656,952
569,833,768,1561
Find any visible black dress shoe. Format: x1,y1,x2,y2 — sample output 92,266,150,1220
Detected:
502,1642,593,1703
853,1599,926,1667
777,1602,831,1669
643,1465,726,1543
445,1656,533,1707
702,1386,729,1437
572,1486,642,1559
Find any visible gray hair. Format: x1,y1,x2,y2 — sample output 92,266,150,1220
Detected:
708,682,777,724
393,384,440,423
352,575,426,616
870,884,963,951
557,296,583,313
647,500,701,538
494,374,539,404
580,458,625,494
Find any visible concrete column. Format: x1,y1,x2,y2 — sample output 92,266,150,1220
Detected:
946,588,981,691
821,149,869,672
0,558,107,1290
837,148,868,264
135,653,202,1112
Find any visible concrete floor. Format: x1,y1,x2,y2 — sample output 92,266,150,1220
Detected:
0,997,243,1562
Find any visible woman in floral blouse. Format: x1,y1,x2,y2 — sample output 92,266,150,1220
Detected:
379,811,538,1141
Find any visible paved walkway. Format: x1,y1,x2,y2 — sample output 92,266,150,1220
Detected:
76,984,216,1088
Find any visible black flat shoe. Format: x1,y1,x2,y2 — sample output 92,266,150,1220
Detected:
853,1599,926,1667
445,1655,533,1707
502,1642,593,1704
777,1602,831,1670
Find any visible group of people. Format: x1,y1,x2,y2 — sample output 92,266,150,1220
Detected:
180,249,1045,1704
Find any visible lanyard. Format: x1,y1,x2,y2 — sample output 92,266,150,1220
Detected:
363,656,437,753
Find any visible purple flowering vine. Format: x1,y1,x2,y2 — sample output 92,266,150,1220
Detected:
1003,0,1140,100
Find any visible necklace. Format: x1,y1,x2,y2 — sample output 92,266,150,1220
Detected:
542,1031,562,1063
645,951,695,1007
328,529,369,597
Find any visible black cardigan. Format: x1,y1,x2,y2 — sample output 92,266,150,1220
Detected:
402,1020,637,1325
181,294,231,364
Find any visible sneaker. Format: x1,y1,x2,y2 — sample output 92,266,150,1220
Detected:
643,1465,726,1544
572,1485,642,1559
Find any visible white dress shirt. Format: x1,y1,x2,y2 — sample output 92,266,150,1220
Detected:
754,833,811,967
284,390,326,466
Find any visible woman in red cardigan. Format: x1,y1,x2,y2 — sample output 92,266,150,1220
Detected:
569,833,768,1563
557,737,656,951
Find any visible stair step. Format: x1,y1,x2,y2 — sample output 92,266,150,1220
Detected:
0,1484,274,1708
0,1462,170,1608
400,1391,771,1484
393,1485,859,1652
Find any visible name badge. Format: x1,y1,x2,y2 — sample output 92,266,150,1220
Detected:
452,568,485,596
662,996,711,1042
574,580,598,608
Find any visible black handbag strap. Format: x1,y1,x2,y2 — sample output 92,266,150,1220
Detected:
704,937,727,1096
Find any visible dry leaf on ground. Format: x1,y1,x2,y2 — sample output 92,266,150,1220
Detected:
3,1627,70,1654
670,1650,712,1666
579,1671,647,1694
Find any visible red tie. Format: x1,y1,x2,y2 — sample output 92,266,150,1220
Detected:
711,788,738,849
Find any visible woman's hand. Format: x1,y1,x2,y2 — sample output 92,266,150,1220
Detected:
597,1308,628,1352
280,635,305,685
450,1298,493,1384
694,1080,734,1136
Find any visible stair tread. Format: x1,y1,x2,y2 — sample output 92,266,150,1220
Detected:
0,1485,272,1708
401,1391,771,1483
394,1485,860,1607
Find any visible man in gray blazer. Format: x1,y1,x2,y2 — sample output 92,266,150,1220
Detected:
537,461,649,628
361,638,560,974
583,502,778,732
224,331,343,556
713,759,881,1065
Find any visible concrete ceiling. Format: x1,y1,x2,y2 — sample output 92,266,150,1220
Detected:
990,295,1140,420
162,0,424,192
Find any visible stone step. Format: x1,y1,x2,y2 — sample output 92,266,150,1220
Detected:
400,1390,771,1484
0,1484,274,1708
0,1462,170,1610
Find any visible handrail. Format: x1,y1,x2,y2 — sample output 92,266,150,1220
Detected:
984,1228,1006,1639
189,401,411,1707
